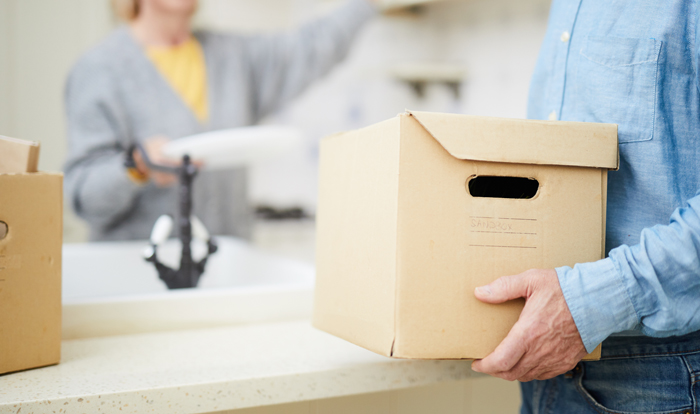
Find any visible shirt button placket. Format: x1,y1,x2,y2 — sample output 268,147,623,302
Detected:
550,0,581,122
549,29,573,121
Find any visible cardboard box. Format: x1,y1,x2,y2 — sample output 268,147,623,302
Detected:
0,172,62,374
0,135,40,173
313,111,618,360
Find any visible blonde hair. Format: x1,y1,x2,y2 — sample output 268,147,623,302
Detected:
111,0,140,21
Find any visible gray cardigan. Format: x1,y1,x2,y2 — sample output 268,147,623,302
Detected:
64,0,375,241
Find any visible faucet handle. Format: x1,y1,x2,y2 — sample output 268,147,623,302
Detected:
143,245,156,260
150,214,173,246
191,215,210,241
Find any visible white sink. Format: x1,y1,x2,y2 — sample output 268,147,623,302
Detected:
62,237,315,339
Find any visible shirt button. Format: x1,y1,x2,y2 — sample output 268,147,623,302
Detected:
560,31,570,42
548,111,557,121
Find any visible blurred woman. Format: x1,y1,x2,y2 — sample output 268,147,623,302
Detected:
64,0,376,241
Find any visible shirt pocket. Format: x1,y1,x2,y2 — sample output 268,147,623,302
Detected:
575,36,661,143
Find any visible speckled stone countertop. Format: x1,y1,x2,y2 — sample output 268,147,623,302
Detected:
0,320,476,414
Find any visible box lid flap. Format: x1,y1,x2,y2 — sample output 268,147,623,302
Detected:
407,111,619,169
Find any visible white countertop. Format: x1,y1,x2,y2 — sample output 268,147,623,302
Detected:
0,320,477,414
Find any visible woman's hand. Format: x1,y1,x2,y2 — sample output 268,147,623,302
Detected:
132,136,180,187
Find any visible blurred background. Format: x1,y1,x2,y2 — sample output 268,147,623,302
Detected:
0,0,549,246
0,1,552,410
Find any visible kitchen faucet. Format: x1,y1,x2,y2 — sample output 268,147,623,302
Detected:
126,144,218,289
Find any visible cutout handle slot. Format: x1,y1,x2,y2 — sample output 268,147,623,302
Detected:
467,176,539,199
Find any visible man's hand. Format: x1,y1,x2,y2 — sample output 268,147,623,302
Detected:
471,269,587,382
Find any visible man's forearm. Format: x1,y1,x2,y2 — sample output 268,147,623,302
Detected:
558,192,700,352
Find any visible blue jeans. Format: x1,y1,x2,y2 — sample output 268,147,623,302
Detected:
521,331,700,414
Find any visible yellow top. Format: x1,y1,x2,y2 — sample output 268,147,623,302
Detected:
146,37,209,122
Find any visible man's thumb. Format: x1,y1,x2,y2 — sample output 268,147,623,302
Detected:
474,274,530,304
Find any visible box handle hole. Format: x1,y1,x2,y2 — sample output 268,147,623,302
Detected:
0,221,7,240
467,176,539,199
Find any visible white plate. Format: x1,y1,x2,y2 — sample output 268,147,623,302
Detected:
163,126,304,170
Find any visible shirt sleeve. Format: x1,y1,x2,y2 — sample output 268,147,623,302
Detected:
63,58,144,234
557,192,700,353
242,0,376,119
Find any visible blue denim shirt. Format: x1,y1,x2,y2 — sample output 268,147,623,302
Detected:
527,0,700,352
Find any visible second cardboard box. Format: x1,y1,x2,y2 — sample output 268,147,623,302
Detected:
313,111,618,360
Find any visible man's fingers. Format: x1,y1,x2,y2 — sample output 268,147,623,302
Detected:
517,362,570,382
472,324,527,375
472,274,533,375
475,273,532,304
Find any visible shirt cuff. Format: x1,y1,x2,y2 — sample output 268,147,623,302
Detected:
556,258,640,353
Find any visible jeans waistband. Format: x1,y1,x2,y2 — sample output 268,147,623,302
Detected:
600,330,700,359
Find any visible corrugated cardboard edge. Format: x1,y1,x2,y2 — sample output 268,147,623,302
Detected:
389,114,404,358
25,142,40,173
384,343,601,361
0,135,40,173
390,339,601,361
405,110,619,170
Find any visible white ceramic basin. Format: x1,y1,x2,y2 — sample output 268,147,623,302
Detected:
62,237,315,339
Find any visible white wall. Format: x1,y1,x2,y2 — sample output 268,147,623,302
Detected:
0,0,12,134
0,0,114,171
221,0,552,212
0,0,114,242
0,0,550,240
